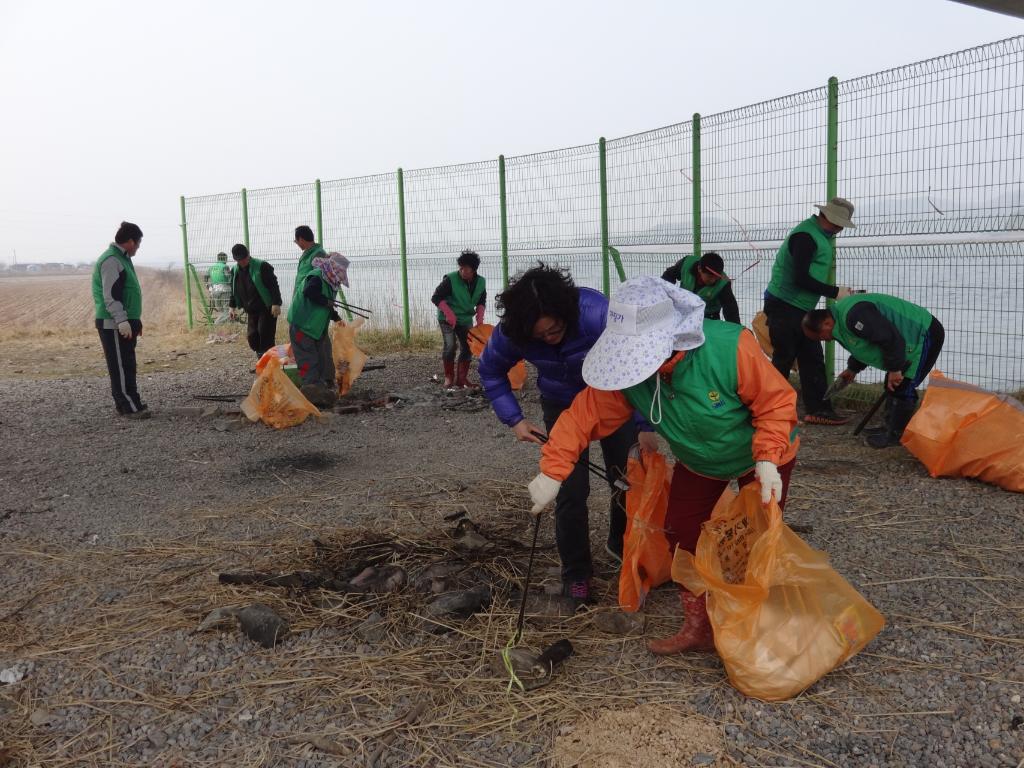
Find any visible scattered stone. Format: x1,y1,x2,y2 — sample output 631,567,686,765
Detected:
236,604,289,648
29,709,51,726
592,610,645,636
346,565,406,594
425,586,491,622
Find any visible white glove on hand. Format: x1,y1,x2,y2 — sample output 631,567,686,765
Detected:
270,305,281,318
528,473,561,516
117,321,132,339
835,286,855,301
755,460,782,506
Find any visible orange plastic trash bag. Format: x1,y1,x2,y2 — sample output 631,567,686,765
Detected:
255,343,294,374
331,317,368,396
619,456,735,612
467,324,526,390
901,370,1024,493
672,484,885,701
241,354,321,429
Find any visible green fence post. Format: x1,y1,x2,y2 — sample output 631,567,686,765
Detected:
397,168,410,341
824,77,839,386
180,195,193,330
315,178,323,243
241,188,250,249
692,113,702,261
599,137,610,297
499,154,509,288
608,246,627,282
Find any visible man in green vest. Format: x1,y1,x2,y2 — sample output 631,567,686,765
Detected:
228,244,283,357
92,221,150,419
292,225,324,307
287,251,350,408
431,250,486,390
206,252,232,321
802,293,945,448
764,198,858,426
661,252,740,324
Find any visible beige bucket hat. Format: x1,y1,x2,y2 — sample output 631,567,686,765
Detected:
814,197,856,229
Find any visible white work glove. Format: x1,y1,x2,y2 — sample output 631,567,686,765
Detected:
835,286,855,301
528,473,561,516
755,460,782,506
270,305,281,318
117,321,133,339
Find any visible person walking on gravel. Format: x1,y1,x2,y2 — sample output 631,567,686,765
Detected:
528,276,799,654
206,251,232,322
228,244,282,357
479,264,658,603
287,251,350,408
764,197,858,426
661,252,740,324
92,221,150,419
431,250,486,390
802,293,944,448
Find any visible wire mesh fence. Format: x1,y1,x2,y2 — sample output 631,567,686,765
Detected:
180,35,1024,393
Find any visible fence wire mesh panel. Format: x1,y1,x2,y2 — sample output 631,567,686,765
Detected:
183,192,244,272
404,161,500,256
320,173,399,259
606,123,693,247
701,89,829,246
840,37,1024,237
247,183,317,303
506,144,601,252
180,36,1024,392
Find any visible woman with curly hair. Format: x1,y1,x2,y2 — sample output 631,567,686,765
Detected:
479,263,657,604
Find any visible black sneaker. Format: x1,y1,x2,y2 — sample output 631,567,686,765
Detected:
119,405,151,420
563,579,592,605
804,409,851,426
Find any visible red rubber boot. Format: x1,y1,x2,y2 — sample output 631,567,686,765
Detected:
647,589,716,656
456,360,479,390
442,360,456,389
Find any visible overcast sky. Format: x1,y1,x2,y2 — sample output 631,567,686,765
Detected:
1,0,1022,267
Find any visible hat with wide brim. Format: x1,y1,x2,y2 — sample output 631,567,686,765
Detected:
814,197,856,228
582,276,706,391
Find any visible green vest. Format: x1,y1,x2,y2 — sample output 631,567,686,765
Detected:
831,293,933,378
232,258,274,309
766,217,835,310
676,254,729,318
437,270,485,326
92,246,142,320
209,262,229,285
287,268,336,340
622,321,764,480
292,244,325,304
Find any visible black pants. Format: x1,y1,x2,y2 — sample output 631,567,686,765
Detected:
892,317,945,402
764,294,829,414
247,309,278,357
541,397,635,583
97,323,145,414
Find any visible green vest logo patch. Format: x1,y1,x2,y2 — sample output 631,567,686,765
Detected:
708,390,724,409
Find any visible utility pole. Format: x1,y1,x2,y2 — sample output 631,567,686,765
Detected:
12,248,16,265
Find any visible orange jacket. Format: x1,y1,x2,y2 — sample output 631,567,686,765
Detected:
540,329,799,481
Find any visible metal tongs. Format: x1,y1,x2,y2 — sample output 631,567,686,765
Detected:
531,431,630,492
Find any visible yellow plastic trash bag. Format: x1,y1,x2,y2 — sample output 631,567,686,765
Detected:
467,323,527,390
901,370,1024,493
241,355,321,429
672,484,885,701
331,317,368,396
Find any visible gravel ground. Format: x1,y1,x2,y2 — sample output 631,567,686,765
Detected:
1,339,1022,767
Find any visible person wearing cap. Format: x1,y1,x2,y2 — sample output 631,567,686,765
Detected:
206,252,233,322
479,263,659,602
431,250,486,390
227,244,283,357
287,251,351,408
528,276,799,656
661,252,740,324
802,293,944,448
764,197,858,426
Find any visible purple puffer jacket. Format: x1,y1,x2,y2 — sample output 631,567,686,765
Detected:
479,287,651,430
